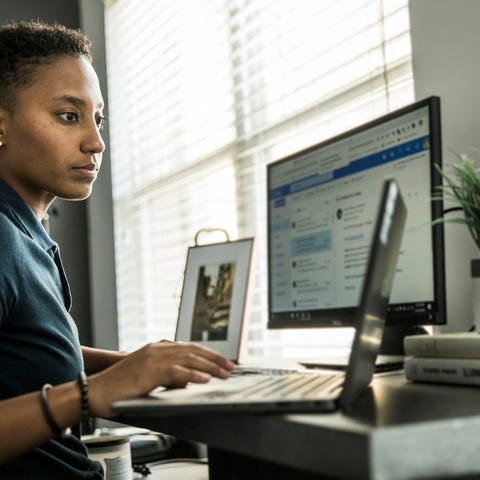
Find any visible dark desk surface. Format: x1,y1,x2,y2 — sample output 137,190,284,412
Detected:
116,373,480,479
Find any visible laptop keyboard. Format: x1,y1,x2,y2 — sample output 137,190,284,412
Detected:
245,373,341,399
209,371,343,400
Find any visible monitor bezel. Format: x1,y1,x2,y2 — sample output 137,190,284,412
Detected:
266,96,446,329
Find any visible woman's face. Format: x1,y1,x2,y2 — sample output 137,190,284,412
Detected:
0,55,105,218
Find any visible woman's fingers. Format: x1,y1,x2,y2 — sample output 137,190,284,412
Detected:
159,364,212,389
152,342,235,378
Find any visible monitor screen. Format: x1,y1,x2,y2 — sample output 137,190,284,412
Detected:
267,96,445,329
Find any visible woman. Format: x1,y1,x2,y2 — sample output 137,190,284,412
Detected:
0,20,234,478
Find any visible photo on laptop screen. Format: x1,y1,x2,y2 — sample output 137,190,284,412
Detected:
175,238,255,361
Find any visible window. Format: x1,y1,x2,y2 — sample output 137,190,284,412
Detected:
104,0,414,356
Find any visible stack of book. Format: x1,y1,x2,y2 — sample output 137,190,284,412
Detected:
404,332,480,386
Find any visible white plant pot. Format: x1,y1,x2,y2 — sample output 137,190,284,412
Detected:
471,258,480,331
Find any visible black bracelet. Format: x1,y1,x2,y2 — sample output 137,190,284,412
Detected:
40,384,63,436
77,371,89,434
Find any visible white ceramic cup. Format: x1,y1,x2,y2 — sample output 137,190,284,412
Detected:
84,435,132,480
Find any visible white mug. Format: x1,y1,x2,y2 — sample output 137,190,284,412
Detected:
84,435,133,480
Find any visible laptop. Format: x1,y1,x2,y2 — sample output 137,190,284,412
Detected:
112,177,406,415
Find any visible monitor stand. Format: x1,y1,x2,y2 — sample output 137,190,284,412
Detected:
379,324,429,356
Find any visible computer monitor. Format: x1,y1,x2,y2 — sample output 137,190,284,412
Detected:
267,96,445,353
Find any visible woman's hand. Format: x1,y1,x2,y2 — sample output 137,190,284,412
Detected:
88,341,235,418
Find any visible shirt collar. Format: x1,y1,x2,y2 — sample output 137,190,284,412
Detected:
0,179,57,252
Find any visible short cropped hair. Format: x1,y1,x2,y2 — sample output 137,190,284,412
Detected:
0,20,93,112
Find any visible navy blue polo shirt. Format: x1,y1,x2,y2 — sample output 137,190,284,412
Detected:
0,180,103,479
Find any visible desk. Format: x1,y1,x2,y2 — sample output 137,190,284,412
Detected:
116,373,480,479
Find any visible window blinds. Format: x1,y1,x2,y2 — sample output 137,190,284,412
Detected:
104,0,414,356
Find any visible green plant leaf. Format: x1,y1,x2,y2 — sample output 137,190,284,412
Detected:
433,149,480,251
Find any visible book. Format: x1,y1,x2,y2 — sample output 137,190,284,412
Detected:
404,356,480,386
403,332,480,359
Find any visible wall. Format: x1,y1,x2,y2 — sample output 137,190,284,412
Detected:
409,0,480,332
79,0,118,350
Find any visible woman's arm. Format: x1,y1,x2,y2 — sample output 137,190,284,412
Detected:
0,381,81,465
81,345,128,374
0,341,234,465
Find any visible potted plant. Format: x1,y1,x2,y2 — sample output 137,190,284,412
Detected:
434,149,480,249
434,149,480,329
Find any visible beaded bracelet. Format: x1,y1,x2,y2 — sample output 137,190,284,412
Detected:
40,384,63,436
77,371,89,434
